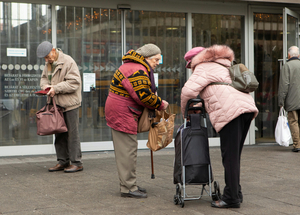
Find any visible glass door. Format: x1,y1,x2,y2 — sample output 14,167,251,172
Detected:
253,13,283,143
283,8,299,64
0,3,52,146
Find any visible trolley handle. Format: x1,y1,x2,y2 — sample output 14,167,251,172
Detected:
184,98,206,118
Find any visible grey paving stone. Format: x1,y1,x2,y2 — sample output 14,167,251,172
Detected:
0,145,300,215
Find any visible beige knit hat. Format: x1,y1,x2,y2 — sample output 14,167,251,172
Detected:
136,43,161,58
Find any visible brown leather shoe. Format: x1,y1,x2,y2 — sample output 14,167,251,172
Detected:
64,165,83,173
48,163,70,172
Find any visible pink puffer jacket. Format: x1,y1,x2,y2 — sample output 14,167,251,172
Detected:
181,45,258,133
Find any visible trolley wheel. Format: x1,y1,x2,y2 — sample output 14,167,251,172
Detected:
177,183,184,208
174,183,181,205
179,198,185,208
174,195,179,205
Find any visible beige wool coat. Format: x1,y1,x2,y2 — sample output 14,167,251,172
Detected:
40,50,82,112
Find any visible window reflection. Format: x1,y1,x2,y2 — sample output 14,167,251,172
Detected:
287,15,298,49
254,13,282,142
192,14,244,137
0,4,250,146
0,3,52,146
192,14,243,62
126,10,186,139
56,6,122,142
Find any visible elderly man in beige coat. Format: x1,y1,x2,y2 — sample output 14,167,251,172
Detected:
37,41,83,172
278,46,300,152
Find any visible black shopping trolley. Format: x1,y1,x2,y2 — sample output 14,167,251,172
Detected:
173,98,221,208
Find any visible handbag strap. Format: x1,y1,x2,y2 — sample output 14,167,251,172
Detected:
163,105,172,120
52,97,59,113
46,96,58,112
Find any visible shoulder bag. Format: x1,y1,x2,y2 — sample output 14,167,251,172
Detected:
138,108,151,133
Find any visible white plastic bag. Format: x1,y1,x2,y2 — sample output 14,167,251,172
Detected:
275,107,292,147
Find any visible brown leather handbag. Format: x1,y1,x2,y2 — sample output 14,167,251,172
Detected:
137,107,156,133
137,108,151,133
36,97,68,136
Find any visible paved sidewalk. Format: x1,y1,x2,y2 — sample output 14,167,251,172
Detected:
0,144,300,215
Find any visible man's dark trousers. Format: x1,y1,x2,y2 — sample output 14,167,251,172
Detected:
54,107,82,166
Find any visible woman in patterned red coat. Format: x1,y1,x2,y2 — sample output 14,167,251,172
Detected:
105,44,169,198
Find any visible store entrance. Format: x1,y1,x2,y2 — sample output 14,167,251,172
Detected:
254,8,300,143
283,8,299,64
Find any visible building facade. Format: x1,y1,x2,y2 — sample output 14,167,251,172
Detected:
0,0,299,156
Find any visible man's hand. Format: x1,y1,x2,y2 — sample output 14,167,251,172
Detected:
47,87,56,97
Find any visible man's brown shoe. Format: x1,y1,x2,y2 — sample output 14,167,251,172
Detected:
64,165,83,173
48,163,70,172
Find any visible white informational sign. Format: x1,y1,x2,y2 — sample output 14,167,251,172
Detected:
154,73,159,88
7,48,27,57
159,55,163,64
83,73,96,92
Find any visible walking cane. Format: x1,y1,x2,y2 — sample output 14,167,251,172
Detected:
150,150,155,179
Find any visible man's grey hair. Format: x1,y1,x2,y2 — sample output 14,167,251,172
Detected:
288,46,299,57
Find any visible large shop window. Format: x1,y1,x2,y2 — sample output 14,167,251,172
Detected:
56,9,186,142
0,3,52,146
192,14,243,63
56,6,122,142
254,13,282,142
192,14,244,137
125,10,186,139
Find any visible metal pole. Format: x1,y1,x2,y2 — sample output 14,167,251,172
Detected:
121,10,126,56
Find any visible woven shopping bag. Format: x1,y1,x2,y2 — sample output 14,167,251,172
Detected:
147,106,176,151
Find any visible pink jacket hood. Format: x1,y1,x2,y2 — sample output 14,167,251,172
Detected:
181,45,258,132
190,45,234,70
